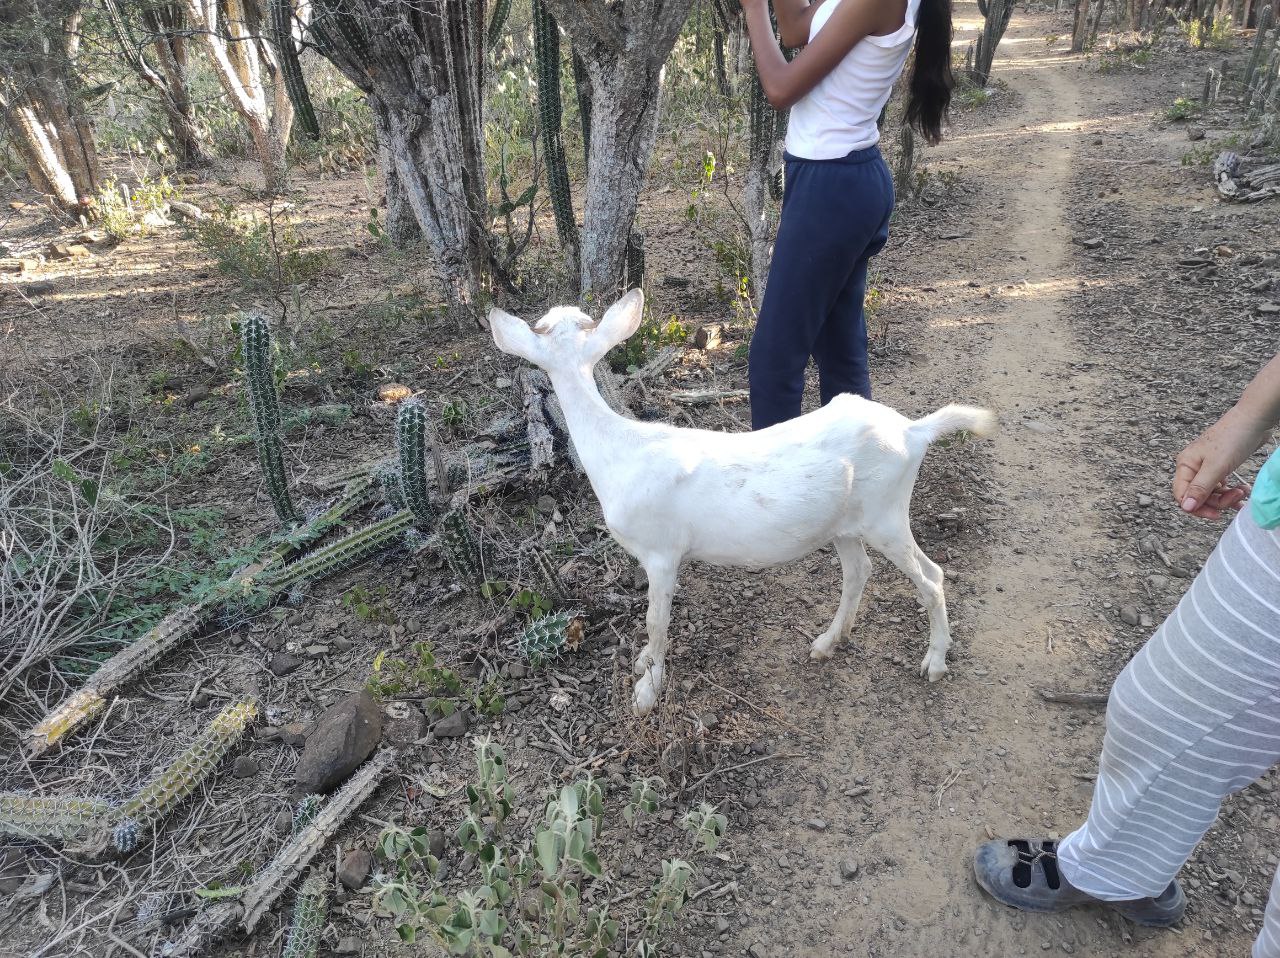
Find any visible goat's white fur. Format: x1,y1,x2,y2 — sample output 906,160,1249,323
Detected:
489,290,996,716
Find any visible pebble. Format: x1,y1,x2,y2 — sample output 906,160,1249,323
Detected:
232,756,259,778
269,652,303,676
282,722,308,747
273,809,293,836
1119,605,1141,626
434,709,471,738
1136,494,1153,507
840,859,860,880
338,848,372,890
807,818,828,831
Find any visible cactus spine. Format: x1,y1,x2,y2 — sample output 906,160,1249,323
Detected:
242,312,300,526
396,398,445,525
0,795,114,842
281,873,330,958
517,610,586,666
269,0,320,140
292,794,324,834
108,698,258,852
534,0,579,267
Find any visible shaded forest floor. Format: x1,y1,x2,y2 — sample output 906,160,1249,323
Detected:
3,4,1280,957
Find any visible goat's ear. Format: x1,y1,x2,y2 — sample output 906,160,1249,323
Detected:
585,289,645,362
488,307,543,364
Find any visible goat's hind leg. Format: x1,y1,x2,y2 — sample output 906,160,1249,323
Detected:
864,522,951,681
633,556,678,717
810,536,872,661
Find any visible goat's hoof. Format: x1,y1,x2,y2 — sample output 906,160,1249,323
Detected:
632,663,665,716
920,653,948,682
633,648,655,677
809,638,835,661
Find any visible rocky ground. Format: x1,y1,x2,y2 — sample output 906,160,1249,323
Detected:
2,4,1280,958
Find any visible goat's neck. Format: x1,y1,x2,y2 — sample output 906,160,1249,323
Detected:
547,363,637,480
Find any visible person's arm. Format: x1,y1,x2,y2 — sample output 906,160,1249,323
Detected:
740,0,900,109
773,0,827,49
1174,352,1280,518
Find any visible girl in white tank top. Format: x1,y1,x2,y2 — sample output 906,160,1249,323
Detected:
738,0,955,429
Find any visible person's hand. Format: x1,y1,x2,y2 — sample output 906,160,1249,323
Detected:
1173,405,1271,519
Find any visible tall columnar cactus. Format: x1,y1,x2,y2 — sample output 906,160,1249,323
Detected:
281,873,330,958
1246,9,1276,95
109,698,258,853
534,0,580,268
270,0,320,140
242,312,300,526
487,0,513,49
0,795,114,842
516,610,586,666
396,398,445,525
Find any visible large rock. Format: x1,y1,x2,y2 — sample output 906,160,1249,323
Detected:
294,691,384,794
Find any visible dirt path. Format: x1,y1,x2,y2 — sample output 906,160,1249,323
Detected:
721,13,1249,958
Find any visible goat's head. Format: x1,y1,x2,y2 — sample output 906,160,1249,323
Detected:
488,289,645,373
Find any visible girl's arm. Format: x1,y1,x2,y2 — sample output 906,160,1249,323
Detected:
773,0,827,49
740,0,906,109
1174,352,1280,518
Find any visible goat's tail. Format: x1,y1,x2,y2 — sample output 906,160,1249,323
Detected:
908,404,998,446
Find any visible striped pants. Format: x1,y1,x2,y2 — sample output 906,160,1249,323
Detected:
1057,508,1280,956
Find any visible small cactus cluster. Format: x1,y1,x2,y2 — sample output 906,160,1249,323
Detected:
0,794,114,842
396,398,444,525
516,609,586,666
281,872,330,958
242,312,300,526
534,0,579,267
110,698,258,852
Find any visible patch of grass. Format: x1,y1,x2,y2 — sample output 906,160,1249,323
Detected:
189,201,329,295
1183,14,1233,50
953,78,991,110
94,176,177,241
1165,96,1201,121
609,313,689,373
1044,33,1061,47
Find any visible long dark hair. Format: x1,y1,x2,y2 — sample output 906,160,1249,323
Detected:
904,0,954,144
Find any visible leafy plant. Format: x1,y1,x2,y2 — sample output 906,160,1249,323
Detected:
190,201,329,295
1165,96,1201,121
94,175,177,240
622,777,663,827
681,802,728,853
343,584,397,624
368,641,464,713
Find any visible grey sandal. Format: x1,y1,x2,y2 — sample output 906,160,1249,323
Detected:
974,838,1186,928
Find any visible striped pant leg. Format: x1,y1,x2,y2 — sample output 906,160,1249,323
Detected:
1054,508,1280,927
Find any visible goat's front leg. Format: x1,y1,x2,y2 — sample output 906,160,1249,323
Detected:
810,536,872,661
633,556,678,717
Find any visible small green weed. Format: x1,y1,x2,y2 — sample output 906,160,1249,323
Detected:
190,201,329,295
342,584,397,624
94,176,177,240
1165,97,1201,121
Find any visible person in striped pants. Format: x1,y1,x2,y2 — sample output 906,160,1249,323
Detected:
974,352,1280,955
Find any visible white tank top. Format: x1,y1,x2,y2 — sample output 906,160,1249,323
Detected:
785,0,920,160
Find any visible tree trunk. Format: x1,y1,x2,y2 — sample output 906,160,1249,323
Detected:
0,0,100,216
1072,0,1090,49
371,101,422,247
543,0,697,303
308,0,490,314
576,58,665,302
183,0,293,193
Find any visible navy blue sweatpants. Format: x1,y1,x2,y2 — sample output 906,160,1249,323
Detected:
749,145,894,431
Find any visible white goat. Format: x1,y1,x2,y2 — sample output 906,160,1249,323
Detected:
489,290,995,716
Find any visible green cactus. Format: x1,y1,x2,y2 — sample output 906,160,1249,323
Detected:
263,511,414,595
572,51,592,165
292,794,324,835
282,872,330,958
270,0,320,140
396,398,445,525
1246,10,1275,96
534,0,579,265
625,230,645,292
487,0,512,49
0,794,114,842
440,509,489,588
110,698,258,852
242,312,300,526
516,609,586,666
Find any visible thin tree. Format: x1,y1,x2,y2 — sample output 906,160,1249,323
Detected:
541,0,698,303
0,0,101,216
100,0,210,168
182,0,295,193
